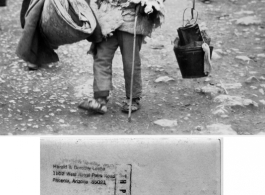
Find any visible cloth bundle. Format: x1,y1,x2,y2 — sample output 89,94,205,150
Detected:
16,0,103,65
89,0,166,37
202,42,212,74
129,0,165,28
40,0,97,48
90,0,124,37
199,23,212,75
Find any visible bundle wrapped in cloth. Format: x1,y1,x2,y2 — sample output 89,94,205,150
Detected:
16,0,102,65
129,0,165,24
124,0,166,36
41,0,97,49
90,0,124,37
89,0,166,37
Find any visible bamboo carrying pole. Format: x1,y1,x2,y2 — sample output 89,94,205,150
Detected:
128,5,140,122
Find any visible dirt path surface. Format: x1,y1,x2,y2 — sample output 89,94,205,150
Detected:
0,0,265,135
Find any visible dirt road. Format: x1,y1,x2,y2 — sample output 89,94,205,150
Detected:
0,0,265,135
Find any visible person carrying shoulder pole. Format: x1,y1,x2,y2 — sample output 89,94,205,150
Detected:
78,0,166,117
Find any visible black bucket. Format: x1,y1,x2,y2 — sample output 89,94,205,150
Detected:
0,0,7,7
174,45,213,79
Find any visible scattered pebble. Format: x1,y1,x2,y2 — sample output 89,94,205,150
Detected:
235,56,250,62
154,119,178,127
59,119,65,123
155,76,175,83
257,54,265,58
214,95,258,107
236,16,262,25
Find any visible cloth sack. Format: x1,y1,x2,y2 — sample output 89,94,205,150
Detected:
40,0,97,48
93,1,124,37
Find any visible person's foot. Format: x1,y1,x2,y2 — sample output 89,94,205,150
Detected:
27,63,39,71
78,97,108,114
121,97,141,113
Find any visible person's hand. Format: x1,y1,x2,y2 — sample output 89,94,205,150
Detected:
138,4,145,14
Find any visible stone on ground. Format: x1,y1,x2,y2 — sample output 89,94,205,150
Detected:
235,56,251,62
257,54,265,58
214,95,258,107
236,16,262,25
154,119,178,127
196,85,225,97
245,76,259,84
155,76,175,83
211,51,221,60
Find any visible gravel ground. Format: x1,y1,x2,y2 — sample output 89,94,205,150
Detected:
0,0,265,135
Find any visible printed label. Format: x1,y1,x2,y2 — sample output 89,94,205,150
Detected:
51,159,132,195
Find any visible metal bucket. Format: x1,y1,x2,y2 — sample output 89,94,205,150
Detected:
174,0,213,79
174,45,213,79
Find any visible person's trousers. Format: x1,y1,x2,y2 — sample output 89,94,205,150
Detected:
93,30,143,99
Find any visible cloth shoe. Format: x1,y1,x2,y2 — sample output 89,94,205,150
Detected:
78,97,108,114
27,63,39,71
121,97,141,113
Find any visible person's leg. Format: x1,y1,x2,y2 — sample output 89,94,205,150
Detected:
93,33,119,99
117,30,143,112
117,30,143,99
78,32,119,114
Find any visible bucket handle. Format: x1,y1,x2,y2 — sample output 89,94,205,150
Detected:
182,8,198,27
182,0,198,27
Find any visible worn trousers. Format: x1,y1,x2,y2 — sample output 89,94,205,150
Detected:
93,30,143,99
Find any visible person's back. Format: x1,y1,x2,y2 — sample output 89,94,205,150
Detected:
78,0,166,115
